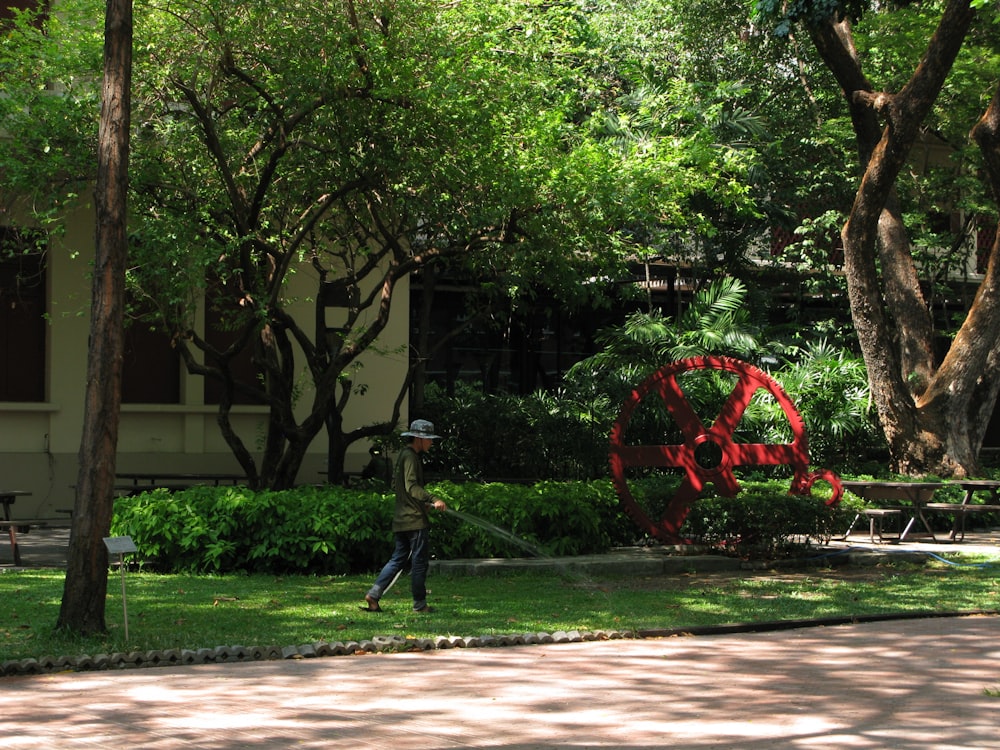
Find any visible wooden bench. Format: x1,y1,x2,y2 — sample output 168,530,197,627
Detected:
924,502,1000,541
115,473,246,493
922,480,1000,541
114,484,195,496
860,508,903,543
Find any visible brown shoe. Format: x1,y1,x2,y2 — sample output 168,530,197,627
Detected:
360,595,382,613
413,605,433,613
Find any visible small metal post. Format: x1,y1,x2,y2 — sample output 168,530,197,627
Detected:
118,552,129,641
104,536,138,642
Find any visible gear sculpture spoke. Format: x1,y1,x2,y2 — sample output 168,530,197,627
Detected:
608,356,843,544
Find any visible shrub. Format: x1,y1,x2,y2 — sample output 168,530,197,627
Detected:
112,485,393,574
773,341,883,469
681,480,865,557
111,481,636,574
111,478,857,573
430,480,637,558
420,382,611,481
419,355,883,483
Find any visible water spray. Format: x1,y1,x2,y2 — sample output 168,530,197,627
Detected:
380,510,549,599
443,508,598,591
376,506,607,611
444,508,550,558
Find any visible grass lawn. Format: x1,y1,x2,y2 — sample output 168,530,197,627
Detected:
2,553,999,665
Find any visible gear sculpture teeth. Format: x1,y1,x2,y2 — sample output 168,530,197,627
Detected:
608,356,843,544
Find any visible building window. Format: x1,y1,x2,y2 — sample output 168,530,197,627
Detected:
0,228,46,402
121,306,181,404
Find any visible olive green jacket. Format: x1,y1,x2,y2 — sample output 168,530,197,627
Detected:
391,445,436,532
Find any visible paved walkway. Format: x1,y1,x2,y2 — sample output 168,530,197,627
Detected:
1,615,998,749
3,528,1000,748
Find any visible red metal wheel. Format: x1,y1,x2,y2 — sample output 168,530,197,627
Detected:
608,356,842,544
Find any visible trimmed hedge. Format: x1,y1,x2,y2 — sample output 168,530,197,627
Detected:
430,480,636,559
110,481,635,574
682,487,862,558
111,485,394,575
111,478,857,574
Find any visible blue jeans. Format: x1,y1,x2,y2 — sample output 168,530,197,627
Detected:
367,528,431,611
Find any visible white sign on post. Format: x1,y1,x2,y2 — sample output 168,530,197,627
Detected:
104,536,138,641
104,536,137,554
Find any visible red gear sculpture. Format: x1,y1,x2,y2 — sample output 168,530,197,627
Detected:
608,356,842,544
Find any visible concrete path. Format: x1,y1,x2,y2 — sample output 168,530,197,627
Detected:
1,614,998,749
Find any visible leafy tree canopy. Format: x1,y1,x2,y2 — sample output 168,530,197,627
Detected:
2,0,780,485
0,2,101,237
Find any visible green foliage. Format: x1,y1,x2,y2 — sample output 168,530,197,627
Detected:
4,0,894,489
564,277,766,403
555,277,883,473
559,278,775,459
778,210,849,295
112,486,393,575
753,0,869,37
110,477,862,574
417,275,883,482
682,480,864,557
772,341,881,468
119,0,777,485
111,481,636,574
0,0,101,233
605,473,860,556
420,383,612,481
430,480,636,558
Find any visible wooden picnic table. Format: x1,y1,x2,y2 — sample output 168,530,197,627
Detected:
840,481,945,542
1,490,33,565
842,479,1000,543
115,472,246,492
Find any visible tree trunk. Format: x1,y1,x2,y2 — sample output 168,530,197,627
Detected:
324,420,349,485
57,0,131,634
215,398,261,489
913,82,1000,471
809,1,993,476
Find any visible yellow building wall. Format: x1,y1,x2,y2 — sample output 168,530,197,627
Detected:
0,196,410,519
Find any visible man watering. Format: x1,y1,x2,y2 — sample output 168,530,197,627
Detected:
362,419,448,613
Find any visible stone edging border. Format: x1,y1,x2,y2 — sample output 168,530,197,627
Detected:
0,629,621,677
3,610,996,678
